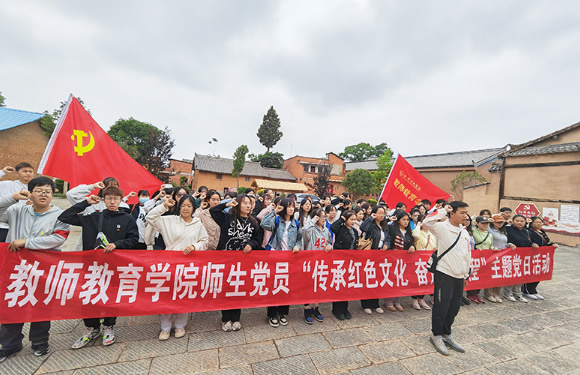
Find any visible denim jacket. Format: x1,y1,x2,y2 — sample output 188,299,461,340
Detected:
261,211,302,250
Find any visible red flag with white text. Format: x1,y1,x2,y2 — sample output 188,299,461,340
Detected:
38,95,162,201
380,154,450,209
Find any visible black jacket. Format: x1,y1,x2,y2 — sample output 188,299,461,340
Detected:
59,200,139,251
210,203,260,250
388,224,414,250
528,228,552,247
330,217,359,250
506,226,533,247
360,217,391,249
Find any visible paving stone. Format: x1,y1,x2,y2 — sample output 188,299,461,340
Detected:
112,323,161,343
0,353,46,375
291,318,340,335
189,311,221,333
365,322,414,341
401,318,431,334
150,349,219,374
475,336,530,361
400,334,437,356
323,327,375,348
485,359,550,374
332,310,380,329
399,352,463,374
219,342,279,367
553,342,580,366
447,343,502,371
243,323,296,343
197,366,253,375
118,336,188,361
523,350,579,374
275,333,331,357
358,339,415,363
495,315,546,333
188,329,246,351
36,343,125,373
468,322,516,340
252,354,317,374
351,361,411,375
50,319,81,334
43,371,75,375
72,358,151,375
446,326,486,346
310,347,371,374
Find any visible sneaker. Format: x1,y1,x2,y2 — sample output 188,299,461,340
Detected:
222,321,232,332
412,300,421,310
385,305,397,312
102,326,115,346
159,331,170,341
516,296,528,303
364,308,372,315
535,294,544,300
344,310,352,320
174,328,186,338
304,309,313,325
485,295,497,303
419,300,431,310
312,307,324,322
495,297,503,303
430,334,449,356
443,334,465,353
395,304,404,312
0,346,23,362
279,315,288,326
33,346,50,357
474,295,485,304
72,327,101,349
269,316,279,328
375,307,384,314
232,321,242,331
524,294,538,300
505,295,517,302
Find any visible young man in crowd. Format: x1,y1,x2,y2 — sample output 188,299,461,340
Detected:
499,207,513,226
58,186,138,349
0,163,35,242
0,177,70,362
423,201,471,356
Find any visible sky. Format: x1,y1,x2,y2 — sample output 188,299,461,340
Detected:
1,0,579,162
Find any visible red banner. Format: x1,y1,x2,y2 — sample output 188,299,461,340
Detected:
0,244,554,324
380,154,450,209
37,95,162,204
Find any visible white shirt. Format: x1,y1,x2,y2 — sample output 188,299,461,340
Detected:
0,171,28,229
280,221,291,250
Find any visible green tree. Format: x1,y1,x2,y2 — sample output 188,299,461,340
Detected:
248,151,284,169
41,98,91,137
305,163,331,198
0,91,6,107
232,145,249,188
371,149,394,195
339,142,390,162
108,118,175,181
450,171,487,201
257,106,283,152
342,169,374,199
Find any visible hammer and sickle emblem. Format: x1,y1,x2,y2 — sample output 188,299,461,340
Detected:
71,129,95,156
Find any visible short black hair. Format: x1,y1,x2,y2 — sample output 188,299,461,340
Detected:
343,199,352,206
28,176,55,193
15,162,33,171
396,202,406,209
449,201,468,213
436,199,446,205
357,199,366,204
421,199,431,205
500,207,512,212
138,190,150,197
198,185,208,193
244,188,255,195
178,195,197,214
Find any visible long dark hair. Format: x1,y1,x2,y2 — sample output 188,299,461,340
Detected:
97,177,119,198
371,205,389,231
394,209,412,235
177,195,197,217
278,198,294,221
298,197,312,226
229,194,258,227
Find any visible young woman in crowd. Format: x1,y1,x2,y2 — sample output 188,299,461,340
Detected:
504,214,539,303
258,196,282,248
193,189,222,250
297,197,313,227
359,205,391,314
483,214,512,303
353,206,365,237
410,214,436,310
479,209,492,219
466,216,494,304
147,195,209,340
523,216,558,300
325,204,338,244
301,208,333,323
384,210,415,311
361,203,371,220
210,194,261,331
409,208,421,230
329,210,359,320
459,215,475,306
261,198,302,327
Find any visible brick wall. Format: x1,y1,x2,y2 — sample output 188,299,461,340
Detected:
0,121,48,180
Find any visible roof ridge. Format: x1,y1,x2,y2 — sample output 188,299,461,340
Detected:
404,147,504,159
0,107,45,116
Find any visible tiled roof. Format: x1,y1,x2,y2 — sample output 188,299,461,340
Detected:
252,179,308,192
502,121,580,155
194,154,296,181
0,107,45,131
507,142,580,157
345,159,379,171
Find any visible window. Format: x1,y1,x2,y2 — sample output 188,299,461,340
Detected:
216,173,223,180
245,176,250,182
310,166,316,173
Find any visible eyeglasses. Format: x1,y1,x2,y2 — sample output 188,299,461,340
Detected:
104,196,121,202
32,190,52,196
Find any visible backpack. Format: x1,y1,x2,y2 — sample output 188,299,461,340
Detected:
265,216,300,250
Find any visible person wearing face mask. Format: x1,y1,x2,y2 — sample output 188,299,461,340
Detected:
127,190,155,249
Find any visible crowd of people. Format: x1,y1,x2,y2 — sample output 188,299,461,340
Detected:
0,162,558,361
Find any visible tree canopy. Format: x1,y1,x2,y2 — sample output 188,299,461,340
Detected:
342,169,374,199
108,117,175,181
339,142,391,162
257,106,283,152
451,171,487,201
371,149,394,195
249,151,284,169
305,163,331,198
232,145,249,187
40,98,90,137
0,92,6,107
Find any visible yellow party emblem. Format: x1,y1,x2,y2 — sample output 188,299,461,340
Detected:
71,129,95,156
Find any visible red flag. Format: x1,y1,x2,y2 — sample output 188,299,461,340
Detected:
38,95,162,202
380,154,450,209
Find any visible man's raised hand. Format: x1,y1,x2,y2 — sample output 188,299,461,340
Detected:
92,181,106,190
2,166,15,174
12,190,31,201
87,195,101,205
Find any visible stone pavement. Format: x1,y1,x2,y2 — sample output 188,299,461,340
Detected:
2,198,579,374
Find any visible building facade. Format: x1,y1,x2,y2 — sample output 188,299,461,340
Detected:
283,153,346,196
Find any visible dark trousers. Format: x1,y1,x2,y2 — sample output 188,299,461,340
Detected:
0,321,51,350
221,309,241,323
0,228,8,242
361,299,379,309
133,242,147,250
412,295,425,299
84,317,116,329
332,301,349,314
267,305,289,318
432,271,463,336
466,289,480,296
522,282,539,295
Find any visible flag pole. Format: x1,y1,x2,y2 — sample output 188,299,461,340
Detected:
38,94,74,174
378,153,400,204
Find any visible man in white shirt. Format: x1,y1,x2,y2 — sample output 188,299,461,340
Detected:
423,201,471,356
0,163,35,242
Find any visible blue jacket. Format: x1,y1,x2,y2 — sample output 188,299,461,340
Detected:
261,211,302,250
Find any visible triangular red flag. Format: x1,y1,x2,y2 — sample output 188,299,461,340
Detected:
39,95,163,202
380,154,450,210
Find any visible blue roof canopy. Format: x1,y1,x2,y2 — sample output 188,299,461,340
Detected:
0,107,45,131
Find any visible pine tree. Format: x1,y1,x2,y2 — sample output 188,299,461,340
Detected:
257,106,283,152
